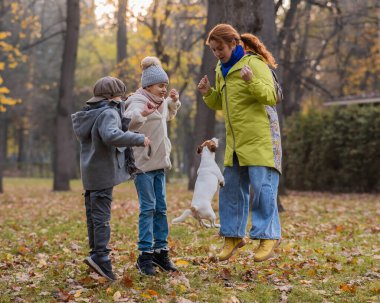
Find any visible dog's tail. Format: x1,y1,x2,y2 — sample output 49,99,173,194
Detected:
172,209,192,224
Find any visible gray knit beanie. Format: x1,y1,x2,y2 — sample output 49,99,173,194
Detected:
141,57,169,88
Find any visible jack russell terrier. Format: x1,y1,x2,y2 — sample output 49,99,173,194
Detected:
172,138,224,228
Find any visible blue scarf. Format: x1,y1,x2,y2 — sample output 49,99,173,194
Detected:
220,45,245,79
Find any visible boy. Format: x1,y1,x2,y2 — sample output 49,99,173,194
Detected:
71,76,154,281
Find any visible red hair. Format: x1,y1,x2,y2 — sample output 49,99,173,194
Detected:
241,33,277,68
206,24,277,69
206,24,240,45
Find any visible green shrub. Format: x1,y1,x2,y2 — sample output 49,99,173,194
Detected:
283,105,380,192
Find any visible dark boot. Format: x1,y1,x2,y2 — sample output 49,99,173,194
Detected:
136,252,156,276
84,255,116,281
152,249,178,272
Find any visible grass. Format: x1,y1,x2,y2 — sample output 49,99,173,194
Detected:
0,178,379,303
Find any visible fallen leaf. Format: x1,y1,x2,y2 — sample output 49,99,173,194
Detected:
17,245,29,255
141,293,152,299
113,291,122,301
106,287,113,294
219,268,232,280
175,260,190,267
276,285,293,293
339,283,356,293
74,289,84,298
122,274,133,288
223,296,241,303
147,289,159,296
332,263,343,273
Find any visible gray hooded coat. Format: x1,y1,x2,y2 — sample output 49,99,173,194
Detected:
71,101,145,190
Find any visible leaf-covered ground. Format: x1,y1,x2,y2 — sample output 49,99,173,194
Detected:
0,178,379,303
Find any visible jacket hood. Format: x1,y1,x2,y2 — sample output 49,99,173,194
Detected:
72,101,111,142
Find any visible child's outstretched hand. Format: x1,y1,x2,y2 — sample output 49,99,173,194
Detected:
240,65,253,82
169,89,179,102
197,75,211,95
141,101,156,117
144,136,151,146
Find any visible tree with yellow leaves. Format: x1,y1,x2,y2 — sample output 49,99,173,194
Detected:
0,31,22,112
0,0,41,193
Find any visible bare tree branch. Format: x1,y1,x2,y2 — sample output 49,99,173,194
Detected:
20,30,65,51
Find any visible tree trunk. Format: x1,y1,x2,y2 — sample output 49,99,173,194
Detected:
53,0,80,191
188,0,221,190
0,2,6,193
17,126,25,170
0,114,7,193
117,0,127,64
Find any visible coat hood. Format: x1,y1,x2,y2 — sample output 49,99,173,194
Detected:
71,101,112,142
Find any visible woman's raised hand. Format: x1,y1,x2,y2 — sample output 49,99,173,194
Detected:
240,65,253,82
197,75,211,95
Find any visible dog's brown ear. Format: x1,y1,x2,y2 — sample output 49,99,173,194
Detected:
209,144,216,153
196,145,203,154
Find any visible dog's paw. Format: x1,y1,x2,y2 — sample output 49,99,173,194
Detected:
219,181,225,187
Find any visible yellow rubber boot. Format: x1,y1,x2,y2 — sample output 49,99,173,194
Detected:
253,241,261,253
253,239,281,262
218,237,246,261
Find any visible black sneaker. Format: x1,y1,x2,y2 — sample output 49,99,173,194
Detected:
152,249,178,272
136,252,156,276
83,255,116,281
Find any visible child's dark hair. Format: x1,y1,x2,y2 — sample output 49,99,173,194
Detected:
207,24,277,69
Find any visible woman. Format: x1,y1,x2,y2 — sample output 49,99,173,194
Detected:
197,24,282,262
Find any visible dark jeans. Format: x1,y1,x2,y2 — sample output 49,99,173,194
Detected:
84,187,113,259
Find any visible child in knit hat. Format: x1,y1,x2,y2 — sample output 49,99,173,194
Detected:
124,57,181,276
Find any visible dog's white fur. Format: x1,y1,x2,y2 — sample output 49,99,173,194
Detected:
172,138,224,228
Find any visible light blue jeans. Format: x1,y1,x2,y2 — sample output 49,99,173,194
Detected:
219,154,281,239
134,169,169,252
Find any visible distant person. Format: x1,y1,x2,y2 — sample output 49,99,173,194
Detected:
124,56,181,276
197,24,282,262
71,76,154,281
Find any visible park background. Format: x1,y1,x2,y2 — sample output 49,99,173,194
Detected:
0,0,379,302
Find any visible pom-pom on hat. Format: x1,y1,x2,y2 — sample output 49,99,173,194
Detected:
87,76,127,103
141,56,169,88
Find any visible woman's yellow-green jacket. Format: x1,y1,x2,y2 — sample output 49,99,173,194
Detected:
203,53,282,173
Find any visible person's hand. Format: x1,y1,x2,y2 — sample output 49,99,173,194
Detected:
143,136,151,146
169,89,179,102
240,65,253,82
141,101,156,117
197,75,211,95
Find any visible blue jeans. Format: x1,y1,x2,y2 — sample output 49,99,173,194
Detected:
135,169,169,252
84,187,113,259
219,154,281,239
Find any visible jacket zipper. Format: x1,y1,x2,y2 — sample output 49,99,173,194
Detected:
224,84,236,151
